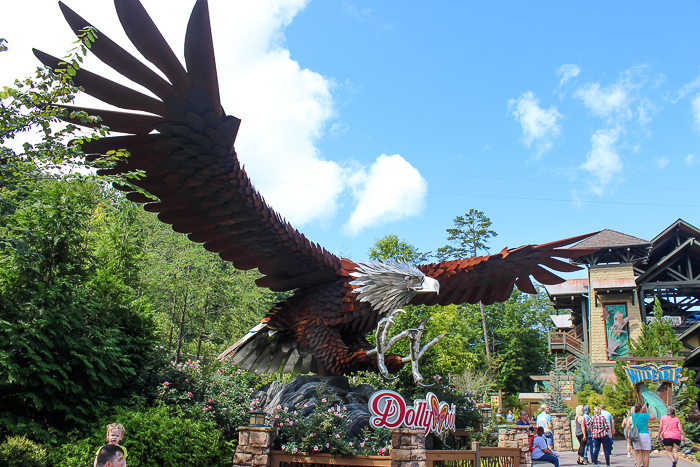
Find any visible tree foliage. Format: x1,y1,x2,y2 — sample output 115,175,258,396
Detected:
0,181,156,442
368,234,431,264
435,209,497,262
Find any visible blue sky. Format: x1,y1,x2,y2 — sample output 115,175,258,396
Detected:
2,1,699,278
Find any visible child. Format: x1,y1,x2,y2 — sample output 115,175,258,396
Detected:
94,423,128,466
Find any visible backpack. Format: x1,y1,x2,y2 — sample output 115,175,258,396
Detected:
628,415,640,442
528,435,535,452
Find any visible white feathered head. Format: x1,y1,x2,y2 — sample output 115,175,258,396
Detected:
349,260,440,315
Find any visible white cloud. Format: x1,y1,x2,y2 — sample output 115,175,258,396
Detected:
654,157,670,169
345,154,428,235
676,75,700,102
556,64,580,87
508,91,562,159
574,82,630,118
581,128,623,194
686,154,697,166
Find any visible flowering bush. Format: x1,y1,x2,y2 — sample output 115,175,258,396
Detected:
148,349,267,441
273,386,391,456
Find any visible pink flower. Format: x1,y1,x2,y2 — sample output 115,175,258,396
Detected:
208,405,212,409
282,445,286,450
349,442,353,446
326,443,330,448
208,398,213,403
237,369,242,374
221,392,226,396
217,369,222,374
379,448,385,453
275,414,280,419
188,392,193,397
360,442,365,447
203,407,208,411
163,381,170,386
321,398,327,402
314,446,319,451
277,405,282,410
335,434,340,438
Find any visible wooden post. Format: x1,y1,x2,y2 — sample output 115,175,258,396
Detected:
471,442,480,467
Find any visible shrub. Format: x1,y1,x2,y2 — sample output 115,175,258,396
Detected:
153,355,266,441
0,435,48,467
272,385,391,456
49,406,233,467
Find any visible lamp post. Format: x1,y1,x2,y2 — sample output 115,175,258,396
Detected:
249,410,266,427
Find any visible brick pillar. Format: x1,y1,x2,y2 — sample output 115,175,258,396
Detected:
232,426,273,467
391,428,426,467
498,425,531,467
550,413,572,452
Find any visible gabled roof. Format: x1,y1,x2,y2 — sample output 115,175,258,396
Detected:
651,219,700,246
572,229,650,248
637,238,700,284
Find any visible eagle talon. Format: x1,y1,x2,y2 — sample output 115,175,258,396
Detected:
367,309,447,384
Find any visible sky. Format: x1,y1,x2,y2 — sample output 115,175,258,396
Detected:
2,1,700,280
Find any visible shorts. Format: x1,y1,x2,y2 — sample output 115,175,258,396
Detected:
663,438,681,447
632,433,652,451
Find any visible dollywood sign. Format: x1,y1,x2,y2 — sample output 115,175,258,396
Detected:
623,364,682,387
368,390,457,435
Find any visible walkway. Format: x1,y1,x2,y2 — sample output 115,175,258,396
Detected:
556,445,694,467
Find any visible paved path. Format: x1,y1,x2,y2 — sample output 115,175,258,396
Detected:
555,445,694,467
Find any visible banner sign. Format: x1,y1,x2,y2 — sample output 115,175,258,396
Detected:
624,364,682,387
368,390,457,435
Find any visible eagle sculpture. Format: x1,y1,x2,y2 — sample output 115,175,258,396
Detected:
36,0,596,381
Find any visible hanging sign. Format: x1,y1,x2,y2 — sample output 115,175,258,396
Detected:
368,390,457,435
624,364,682,387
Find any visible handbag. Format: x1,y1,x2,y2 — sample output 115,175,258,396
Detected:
628,414,640,442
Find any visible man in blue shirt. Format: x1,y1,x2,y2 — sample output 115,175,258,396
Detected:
600,404,615,452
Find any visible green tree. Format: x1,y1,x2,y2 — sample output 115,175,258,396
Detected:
573,354,605,394
436,210,497,365
0,180,156,442
368,234,431,263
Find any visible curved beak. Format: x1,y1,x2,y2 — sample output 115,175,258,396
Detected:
411,276,440,295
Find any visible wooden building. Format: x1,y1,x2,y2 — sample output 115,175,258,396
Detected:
544,219,700,382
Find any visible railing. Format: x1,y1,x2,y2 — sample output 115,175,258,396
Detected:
270,452,390,467
555,354,579,371
269,446,520,467
548,331,583,355
427,447,521,467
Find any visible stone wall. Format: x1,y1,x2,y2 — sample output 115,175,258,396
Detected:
550,413,572,452
391,428,426,467
497,425,531,467
232,426,273,467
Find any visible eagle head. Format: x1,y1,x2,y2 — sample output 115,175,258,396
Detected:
349,260,440,315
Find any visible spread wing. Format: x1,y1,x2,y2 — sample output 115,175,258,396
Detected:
411,233,599,306
35,0,345,292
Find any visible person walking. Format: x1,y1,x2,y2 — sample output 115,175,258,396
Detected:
537,404,554,447
659,406,685,467
583,405,594,463
575,405,589,464
588,406,612,467
631,402,656,467
621,407,635,460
